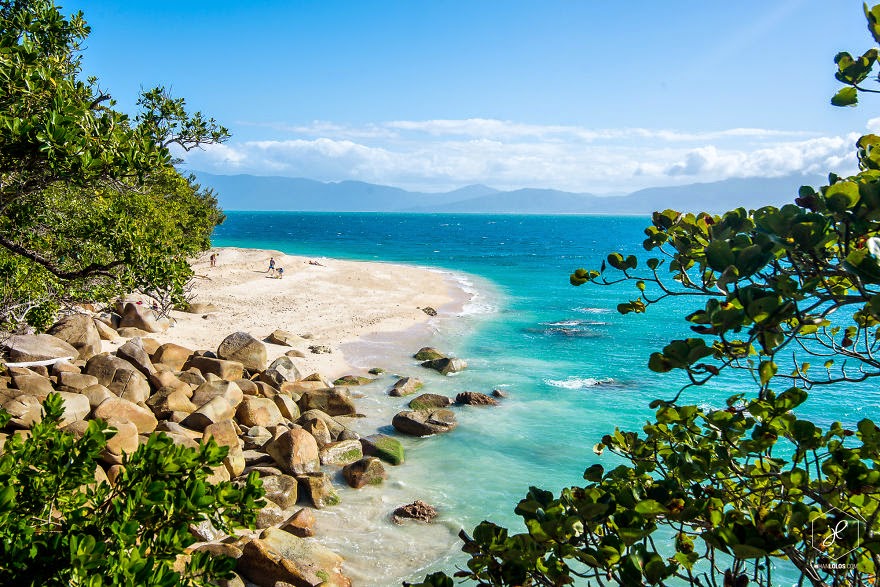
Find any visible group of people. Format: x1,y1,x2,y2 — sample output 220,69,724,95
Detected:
268,257,284,278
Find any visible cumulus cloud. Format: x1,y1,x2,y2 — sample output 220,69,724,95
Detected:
181,118,861,193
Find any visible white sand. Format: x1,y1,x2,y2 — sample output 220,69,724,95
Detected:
134,247,456,378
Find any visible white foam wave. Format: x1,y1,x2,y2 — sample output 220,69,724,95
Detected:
450,273,498,316
541,319,608,327
572,306,612,315
545,376,615,389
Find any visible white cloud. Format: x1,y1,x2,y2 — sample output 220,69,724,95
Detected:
181,118,862,193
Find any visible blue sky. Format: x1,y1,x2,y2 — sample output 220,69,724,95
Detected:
67,1,878,193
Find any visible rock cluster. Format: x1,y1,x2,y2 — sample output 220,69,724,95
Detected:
0,319,412,587
1,315,498,586
414,347,468,375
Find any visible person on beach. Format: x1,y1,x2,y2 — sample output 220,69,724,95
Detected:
268,257,276,276
209,253,217,267
277,267,284,279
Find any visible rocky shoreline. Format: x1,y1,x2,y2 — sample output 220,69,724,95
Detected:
0,290,499,586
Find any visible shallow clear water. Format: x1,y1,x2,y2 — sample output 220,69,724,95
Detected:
214,212,879,585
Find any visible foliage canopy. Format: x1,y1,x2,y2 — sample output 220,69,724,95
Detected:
0,394,264,586
412,4,880,587
0,0,227,330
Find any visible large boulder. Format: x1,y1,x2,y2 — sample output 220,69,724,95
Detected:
392,409,457,437
296,472,340,509
146,388,197,419
55,372,100,393
92,318,120,342
102,417,139,464
191,380,244,409
84,354,150,404
298,409,346,439
3,395,44,428
181,397,236,431
408,393,453,410
119,302,167,333
236,396,285,428
273,394,300,422
318,439,363,466
302,417,332,447
116,337,156,377
265,428,320,475
297,388,356,417
388,376,423,397
2,334,77,363
420,357,468,375
342,457,387,488
360,434,405,465
47,315,101,360
151,342,193,371
236,527,349,587
203,419,245,477
182,356,244,381
281,508,315,538
259,356,301,389
217,332,267,372
11,373,54,398
93,397,158,434
260,473,299,509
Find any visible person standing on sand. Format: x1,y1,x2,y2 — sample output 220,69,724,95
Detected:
209,253,217,267
268,257,276,276
277,267,284,279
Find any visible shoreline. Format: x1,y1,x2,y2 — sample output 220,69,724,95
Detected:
153,246,483,583
123,247,463,382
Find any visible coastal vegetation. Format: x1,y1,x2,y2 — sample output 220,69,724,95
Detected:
414,5,880,587
0,3,265,585
0,0,226,331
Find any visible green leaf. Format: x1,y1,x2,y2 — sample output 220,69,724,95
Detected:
634,500,667,515
759,361,777,385
831,86,858,107
583,464,604,482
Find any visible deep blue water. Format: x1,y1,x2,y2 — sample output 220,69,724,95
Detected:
213,212,878,584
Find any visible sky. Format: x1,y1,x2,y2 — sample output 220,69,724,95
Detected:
64,0,880,193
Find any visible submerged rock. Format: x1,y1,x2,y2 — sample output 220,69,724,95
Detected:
455,391,498,406
388,376,422,397
343,457,387,489
421,357,468,375
413,347,446,361
392,500,437,524
408,393,453,410
391,409,457,437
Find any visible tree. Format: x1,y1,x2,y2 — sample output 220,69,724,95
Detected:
410,5,880,587
0,0,228,330
0,394,265,586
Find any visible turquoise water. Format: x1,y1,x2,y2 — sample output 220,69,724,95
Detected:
214,212,878,585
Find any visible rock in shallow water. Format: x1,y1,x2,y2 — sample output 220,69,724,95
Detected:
392,500,437,524
391,409,457,437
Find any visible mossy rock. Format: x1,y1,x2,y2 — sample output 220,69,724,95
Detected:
413,347,446,361
368,367,385,375
360,434,405,466
408,393,453,411
333,374,373,386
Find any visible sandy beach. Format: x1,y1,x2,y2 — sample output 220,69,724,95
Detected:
125,247,459,378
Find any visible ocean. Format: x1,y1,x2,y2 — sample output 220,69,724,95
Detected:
213,212,878,585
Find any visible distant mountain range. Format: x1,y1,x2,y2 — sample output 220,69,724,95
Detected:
193,172,829,215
